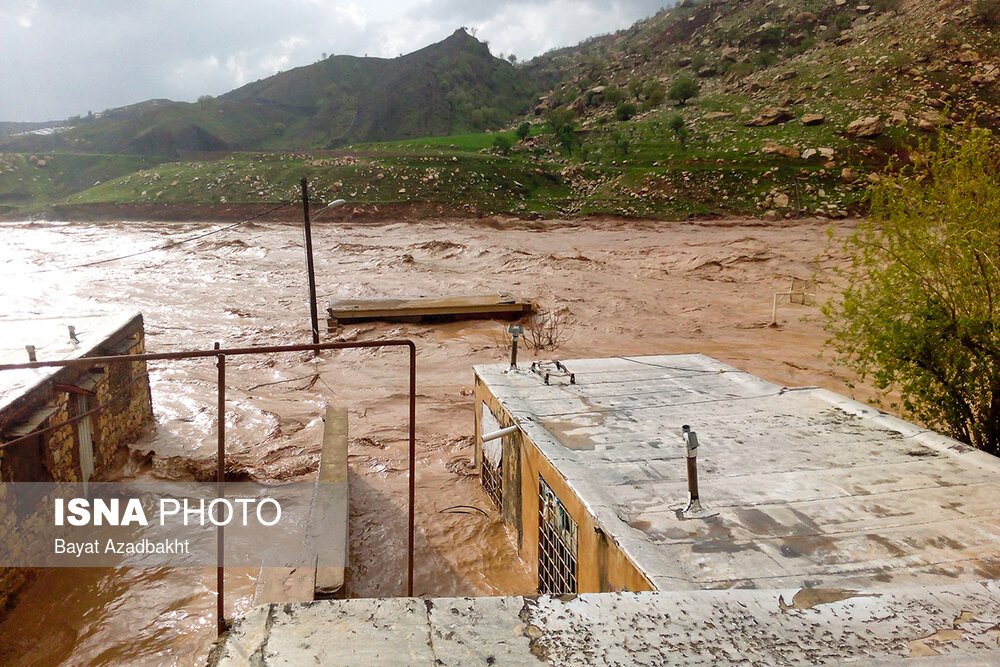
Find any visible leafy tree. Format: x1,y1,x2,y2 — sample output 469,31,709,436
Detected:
615,101,638,121
544,107,578,155
668,76,700,106
493,134,514,155
604,85,624,106
973,0,1000,25
667,113,689,148
515,122,531,141
824,123,1000,455
644,80,666,110
610,128,631,156
628,78,644,100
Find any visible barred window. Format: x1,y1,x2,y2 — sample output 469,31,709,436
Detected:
538,476,578,595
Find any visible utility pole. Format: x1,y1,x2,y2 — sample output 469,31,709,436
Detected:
301,177,320,345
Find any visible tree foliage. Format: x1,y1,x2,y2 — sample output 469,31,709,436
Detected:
668,76,700,106
667,113,689,148
544,107,578,155
615,101,638,121
824,123,1000,454
492,134,514,155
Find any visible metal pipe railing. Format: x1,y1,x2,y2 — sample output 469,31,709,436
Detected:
0,338,418,634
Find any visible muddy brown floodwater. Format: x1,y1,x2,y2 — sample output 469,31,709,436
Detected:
0,215,869,665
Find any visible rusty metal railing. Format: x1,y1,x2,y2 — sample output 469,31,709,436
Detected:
0,339,418,635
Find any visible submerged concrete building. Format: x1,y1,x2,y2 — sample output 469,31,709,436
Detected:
0,312,153,611
212,354,1000,664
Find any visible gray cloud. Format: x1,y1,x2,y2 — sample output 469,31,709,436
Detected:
0,0,671,122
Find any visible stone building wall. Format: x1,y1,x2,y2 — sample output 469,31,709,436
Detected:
0,313,153,615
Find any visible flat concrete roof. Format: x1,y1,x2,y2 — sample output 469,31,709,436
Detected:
0,311,142,414
211,582,1000,665
474,355,1000,591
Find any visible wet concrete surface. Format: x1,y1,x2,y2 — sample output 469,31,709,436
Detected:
0,216,861,664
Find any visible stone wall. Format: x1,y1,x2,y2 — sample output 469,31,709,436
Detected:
0,314,153,615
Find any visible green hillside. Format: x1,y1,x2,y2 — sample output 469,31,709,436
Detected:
0,29,538,158
1,0,999,220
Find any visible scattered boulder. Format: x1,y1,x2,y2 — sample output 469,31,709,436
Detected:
957,51,980,65
745,106,795,126
800,113,826,126
794,11,818,23
845,116,883,138
698,66,718,78
773,192,791,208
774,70,798,82
801,148,818,159
702,111,734,120
889,110,908,126
762,140,800,158
818,147,836,160
677,57,693,68
841,167,857,182
970,67,999,85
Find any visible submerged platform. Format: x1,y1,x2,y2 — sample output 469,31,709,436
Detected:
327,294,532,325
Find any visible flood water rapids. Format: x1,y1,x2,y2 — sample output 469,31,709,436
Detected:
0,216,851,665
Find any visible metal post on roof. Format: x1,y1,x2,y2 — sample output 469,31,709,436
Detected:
508,324,523,371
682,425,701,513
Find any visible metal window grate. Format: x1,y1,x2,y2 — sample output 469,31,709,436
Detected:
538,476,578,595
481,454,502,509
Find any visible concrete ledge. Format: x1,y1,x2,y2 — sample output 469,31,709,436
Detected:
210,582,1000,665
313,405,348,599
251,405,349,605
252,567,317,606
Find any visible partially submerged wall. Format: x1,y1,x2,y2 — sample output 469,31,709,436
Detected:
474,374,653,595
0,313,153,614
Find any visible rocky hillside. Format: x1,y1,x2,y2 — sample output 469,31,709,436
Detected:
529,0,999,134
2,0,998,220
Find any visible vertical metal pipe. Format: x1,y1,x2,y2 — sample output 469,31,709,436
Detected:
301,177,320,346
682,425,701,512
407,342,416,597
216,342,226,636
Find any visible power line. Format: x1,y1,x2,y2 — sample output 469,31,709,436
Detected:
2,200,295,276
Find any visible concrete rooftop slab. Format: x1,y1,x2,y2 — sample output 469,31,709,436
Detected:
474,355,1000,592
0,311,142,413
210,583,1000,665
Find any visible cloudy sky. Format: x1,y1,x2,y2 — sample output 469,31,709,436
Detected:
0,0,671,122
